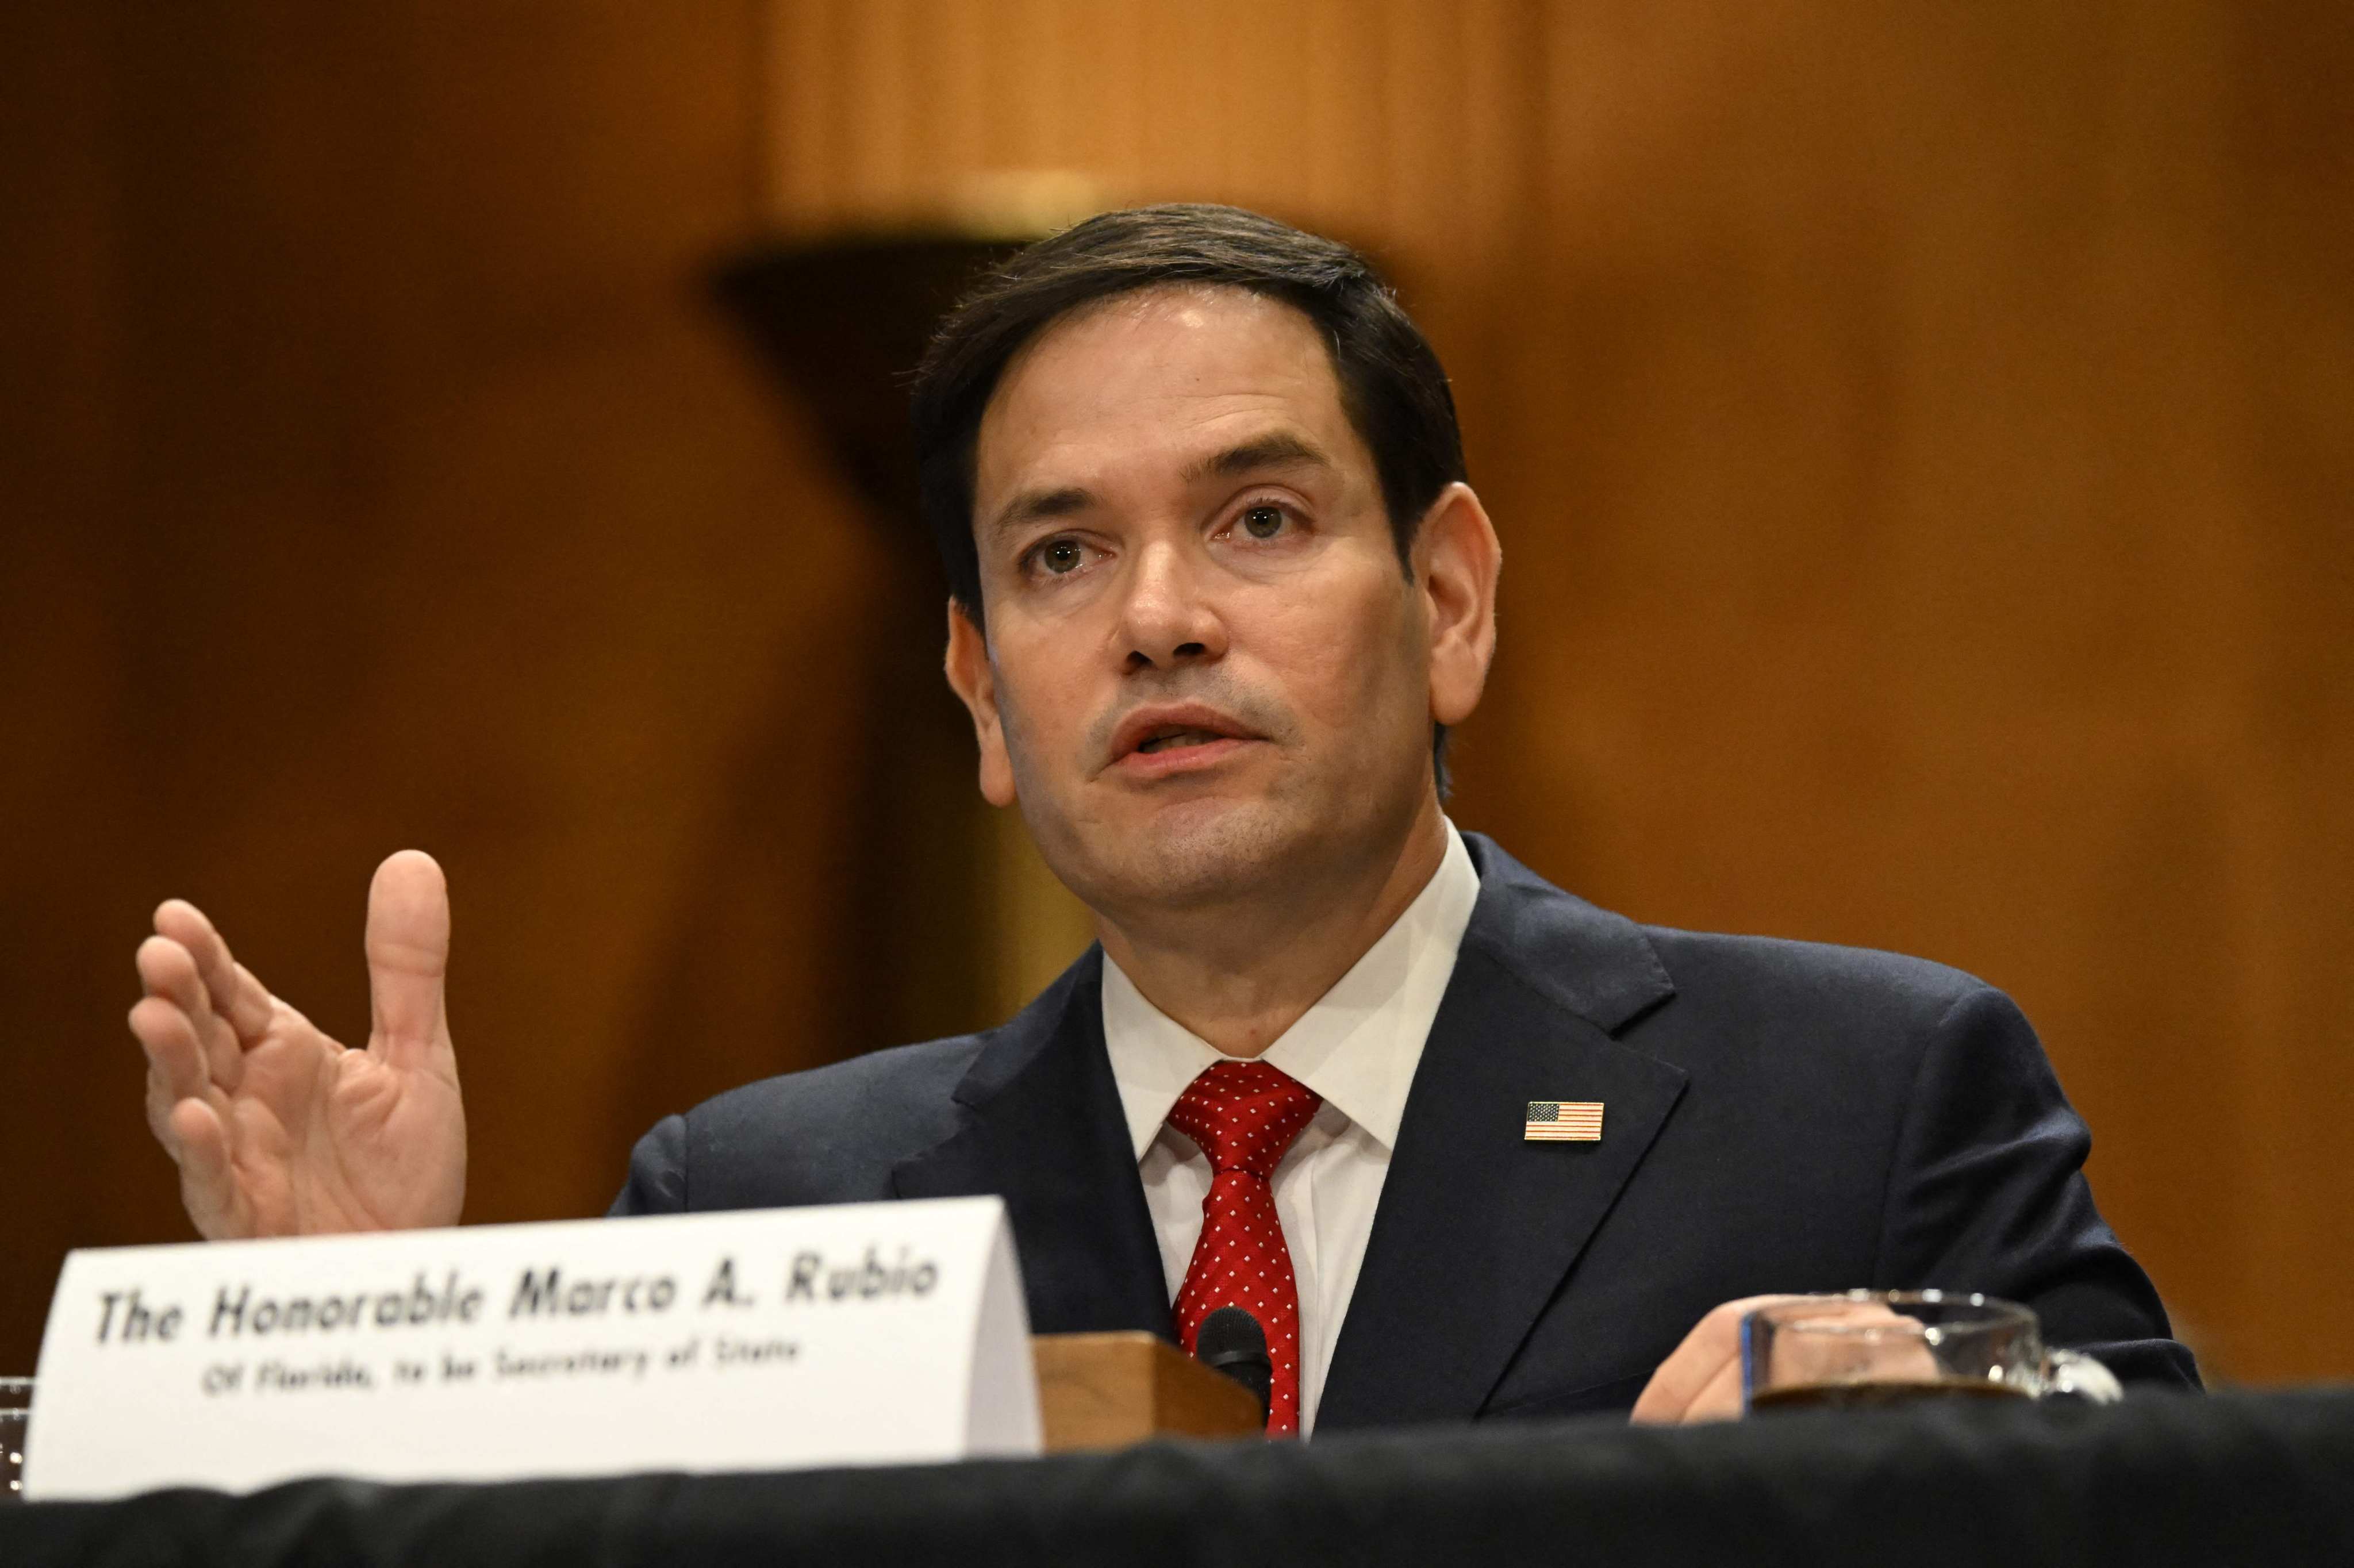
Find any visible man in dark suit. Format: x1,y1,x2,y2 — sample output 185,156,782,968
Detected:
129,205,2194,1429
610,832,2191,1426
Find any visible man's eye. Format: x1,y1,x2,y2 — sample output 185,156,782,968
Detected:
1240,504,1289,540
1037,540,1086,575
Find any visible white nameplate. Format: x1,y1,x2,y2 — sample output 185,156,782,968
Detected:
24,1197,1039,1499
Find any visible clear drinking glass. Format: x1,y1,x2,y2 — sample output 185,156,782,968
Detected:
1743,1292,2122,1413
1,1378,29,1504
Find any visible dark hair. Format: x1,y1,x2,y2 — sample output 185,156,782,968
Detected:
909,203,1469,789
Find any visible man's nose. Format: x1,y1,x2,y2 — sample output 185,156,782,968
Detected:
1117,539,1226,670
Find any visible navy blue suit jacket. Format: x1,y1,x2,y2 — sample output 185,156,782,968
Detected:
612,834,2196,1426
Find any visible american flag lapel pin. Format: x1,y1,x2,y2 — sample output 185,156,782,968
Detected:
1525,1101,1604,1142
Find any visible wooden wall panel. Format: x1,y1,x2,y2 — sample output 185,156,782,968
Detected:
0,2,874,1367
762,0,1542,259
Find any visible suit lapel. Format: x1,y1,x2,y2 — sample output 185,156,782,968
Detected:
889,950,1172,1339
1317,836,1688,1430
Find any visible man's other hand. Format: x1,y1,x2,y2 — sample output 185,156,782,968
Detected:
128,851,467,1239
1629,1296,1812,1424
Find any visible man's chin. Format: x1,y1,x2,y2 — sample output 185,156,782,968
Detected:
1057,796,1305,913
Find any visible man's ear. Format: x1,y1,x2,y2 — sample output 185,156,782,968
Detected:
943,599,1020,807
1414,482,1502,727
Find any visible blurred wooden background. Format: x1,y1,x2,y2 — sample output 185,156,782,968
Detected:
3,1,2347,1382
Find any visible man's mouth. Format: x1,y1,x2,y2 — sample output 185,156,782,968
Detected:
1103,703,1265,773
1134,727,1230,755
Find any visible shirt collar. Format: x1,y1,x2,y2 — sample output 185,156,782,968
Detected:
1101,822,1481,1160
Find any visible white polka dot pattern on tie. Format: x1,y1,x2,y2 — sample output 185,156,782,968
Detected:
1165,1060,1322,1436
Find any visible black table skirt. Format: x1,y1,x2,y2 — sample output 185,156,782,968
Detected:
6,1389,2350,1567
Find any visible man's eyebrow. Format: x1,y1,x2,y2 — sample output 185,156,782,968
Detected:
1181,432,1335,483
983,433,1335,540
985,485,1095,541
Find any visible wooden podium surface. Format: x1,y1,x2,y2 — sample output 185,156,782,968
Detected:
1031,1333,1262,1452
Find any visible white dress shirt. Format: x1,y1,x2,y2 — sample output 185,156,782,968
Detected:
1099,822,1481,1434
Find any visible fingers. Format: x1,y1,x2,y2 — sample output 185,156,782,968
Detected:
152,900,275,1043
129,997,251,1239
1682,1355,1747,1424
131,993,213,1119
135,933,243,1094
1630,1294,1814,1424
1760,1299,1940,1388
364,850,451,1071
164,1097,251,1240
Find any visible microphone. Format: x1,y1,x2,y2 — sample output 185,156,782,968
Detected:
1195,1306,1272,1431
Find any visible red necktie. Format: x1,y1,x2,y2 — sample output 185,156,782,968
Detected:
1166,1060,1323,1435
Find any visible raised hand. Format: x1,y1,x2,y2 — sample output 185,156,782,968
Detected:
129,851,467,1239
